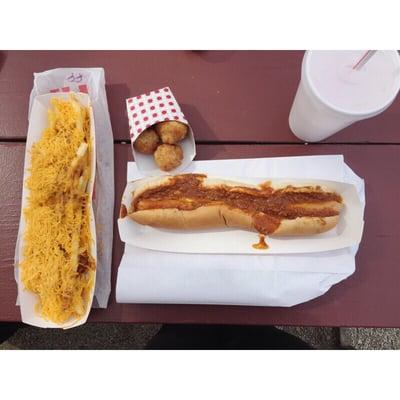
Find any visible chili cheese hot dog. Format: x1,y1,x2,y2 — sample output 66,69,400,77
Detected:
126,174,343,236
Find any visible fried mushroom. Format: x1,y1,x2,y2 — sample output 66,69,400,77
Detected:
133,128,160,154
155,121,188,144
154,144,184,171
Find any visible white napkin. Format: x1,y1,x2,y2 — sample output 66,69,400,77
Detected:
116,155,365,307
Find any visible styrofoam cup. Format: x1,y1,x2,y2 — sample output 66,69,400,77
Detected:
289,50,400,142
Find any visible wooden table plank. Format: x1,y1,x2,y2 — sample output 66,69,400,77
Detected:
0,143,25,320
1,50,400,143
1,142,400,327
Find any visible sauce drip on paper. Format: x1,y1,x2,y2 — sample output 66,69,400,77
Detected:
252,234,269,250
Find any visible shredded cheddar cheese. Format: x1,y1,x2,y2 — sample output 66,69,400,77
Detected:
20,96,95,324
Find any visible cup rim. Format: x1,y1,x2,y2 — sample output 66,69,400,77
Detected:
303,50,400,117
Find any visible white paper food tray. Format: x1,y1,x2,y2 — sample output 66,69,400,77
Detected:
118,176,364,255
15,92,97,329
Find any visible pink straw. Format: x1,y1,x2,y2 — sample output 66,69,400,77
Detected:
352,50,377,70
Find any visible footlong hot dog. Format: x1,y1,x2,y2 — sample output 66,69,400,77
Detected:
126,174,344,236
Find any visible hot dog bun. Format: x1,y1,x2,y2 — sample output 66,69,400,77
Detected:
127,174,343,236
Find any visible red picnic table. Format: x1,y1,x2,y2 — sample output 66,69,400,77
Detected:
1,51,399,327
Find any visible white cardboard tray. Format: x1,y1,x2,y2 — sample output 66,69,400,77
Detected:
15,93,97,329
118,176,364,255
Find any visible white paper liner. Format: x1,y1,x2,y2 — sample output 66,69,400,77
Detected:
14,93,97,329
115,155,366,307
